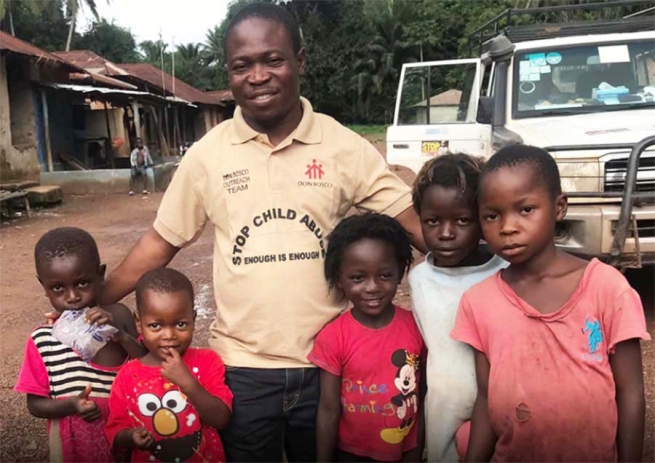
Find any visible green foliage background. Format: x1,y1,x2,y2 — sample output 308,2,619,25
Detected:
1,0,645,123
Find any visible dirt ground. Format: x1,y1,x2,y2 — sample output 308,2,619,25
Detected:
0,141,653,461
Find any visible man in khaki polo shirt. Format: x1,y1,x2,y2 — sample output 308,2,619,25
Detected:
101,3,425,462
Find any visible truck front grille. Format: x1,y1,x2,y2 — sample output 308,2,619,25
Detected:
604,154,655,193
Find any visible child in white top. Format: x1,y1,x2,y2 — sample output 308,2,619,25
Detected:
408,154,506,462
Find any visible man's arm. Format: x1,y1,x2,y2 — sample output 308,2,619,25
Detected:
100,227,179,304
465,350,496,462
610,339,645,463
145,148,154,167
395,206,427,254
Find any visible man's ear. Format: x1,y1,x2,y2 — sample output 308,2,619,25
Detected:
555,193,568,222
296,47,306,75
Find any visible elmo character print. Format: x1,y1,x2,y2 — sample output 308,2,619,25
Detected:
380,349,419,445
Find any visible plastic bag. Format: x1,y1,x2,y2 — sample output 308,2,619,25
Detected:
51,308,119,362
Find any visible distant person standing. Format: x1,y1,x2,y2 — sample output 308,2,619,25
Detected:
129,138,154,196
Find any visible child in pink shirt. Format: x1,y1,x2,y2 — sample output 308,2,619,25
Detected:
451,145,649,462
310,213,425,462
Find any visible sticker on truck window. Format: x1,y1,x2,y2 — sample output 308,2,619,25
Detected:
546,52,562,65
421,140,449,157
598,45,630,64
527,53,547,66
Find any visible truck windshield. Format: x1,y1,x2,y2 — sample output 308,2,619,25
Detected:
513,39,655,118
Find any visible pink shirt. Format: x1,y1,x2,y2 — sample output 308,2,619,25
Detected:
451,259,650,462
309,306,425,461
15,325,123,462
105,348,233,463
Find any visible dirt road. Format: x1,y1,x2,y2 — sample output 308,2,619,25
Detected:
1,161,653,461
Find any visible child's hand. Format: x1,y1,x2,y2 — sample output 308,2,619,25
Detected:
131,427,155,450
45,311,60,325
72,384,101,422
160,349,196,391
85,307,115,327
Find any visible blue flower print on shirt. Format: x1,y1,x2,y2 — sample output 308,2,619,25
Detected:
583,317,603,354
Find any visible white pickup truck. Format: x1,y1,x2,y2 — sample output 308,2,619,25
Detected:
386,4,655,269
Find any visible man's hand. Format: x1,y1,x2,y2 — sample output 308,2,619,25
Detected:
131,427,155,450
160,349,196,391
71,384,101,422
85,307,116,327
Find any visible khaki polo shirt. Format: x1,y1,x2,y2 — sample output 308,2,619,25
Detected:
154,97,412,368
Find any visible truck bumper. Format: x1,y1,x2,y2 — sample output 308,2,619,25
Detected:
557,203,655,266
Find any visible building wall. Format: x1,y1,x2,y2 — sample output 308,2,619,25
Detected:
0,56,40,182
85,106,130,159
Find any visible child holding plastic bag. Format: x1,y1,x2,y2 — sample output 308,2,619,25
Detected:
15,227,143,462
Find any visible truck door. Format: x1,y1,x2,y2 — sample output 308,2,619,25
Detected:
386,59,492,173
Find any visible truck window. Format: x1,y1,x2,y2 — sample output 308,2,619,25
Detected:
513,39,655,118
398,62,478,125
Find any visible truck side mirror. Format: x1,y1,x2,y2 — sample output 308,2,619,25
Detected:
477,96,494,124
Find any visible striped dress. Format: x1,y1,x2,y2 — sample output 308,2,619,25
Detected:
15,325,124,462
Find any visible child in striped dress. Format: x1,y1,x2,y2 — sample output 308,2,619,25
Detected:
15,228,144,462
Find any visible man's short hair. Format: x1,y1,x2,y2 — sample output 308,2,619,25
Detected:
135,268,195,313
223,2,302,56
481,145,562,198
34,227,100,273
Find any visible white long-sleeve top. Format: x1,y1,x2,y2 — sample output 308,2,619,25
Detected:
409,252,507,462
129,147,154,168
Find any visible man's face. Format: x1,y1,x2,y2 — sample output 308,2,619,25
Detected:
225,17,305,129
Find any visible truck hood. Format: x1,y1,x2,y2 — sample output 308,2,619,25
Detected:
507,109,655,153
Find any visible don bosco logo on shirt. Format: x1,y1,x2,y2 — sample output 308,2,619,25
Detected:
298,159,333,188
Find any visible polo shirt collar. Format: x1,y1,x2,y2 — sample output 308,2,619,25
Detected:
230,97,322,145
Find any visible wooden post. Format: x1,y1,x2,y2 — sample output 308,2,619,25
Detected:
41,90,54,172
164,105,171,153
132,101,142,138
103,101,115,169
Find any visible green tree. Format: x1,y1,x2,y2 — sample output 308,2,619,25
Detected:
1,0,70,51
74,19,139,63
63,0,106,51
139,39,169,66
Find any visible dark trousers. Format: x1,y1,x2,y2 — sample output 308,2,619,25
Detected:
221,367,319,462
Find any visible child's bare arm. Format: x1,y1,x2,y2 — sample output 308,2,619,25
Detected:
160,349,231,430
87,304,147,358
610,338,645,463
27,384,100,422
316,369,341,463
465,350,496,463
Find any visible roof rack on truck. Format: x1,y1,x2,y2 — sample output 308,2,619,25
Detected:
468,0,655,54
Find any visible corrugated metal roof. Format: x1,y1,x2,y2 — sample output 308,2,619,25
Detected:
0,31,78,70
205,89,235,104
45,83,196,107
118,63,222,106
70,72,138,90
53,50,128,76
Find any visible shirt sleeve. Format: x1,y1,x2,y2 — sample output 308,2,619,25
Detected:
145,148,154,166
105,369,132,450
129,149,137,167
153,155,208,248
197,351,233,410
450,294,485,353
350,137,412,218
14,336,50,397
307,319,343,376
604,287,651,353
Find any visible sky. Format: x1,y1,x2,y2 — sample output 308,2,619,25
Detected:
77,0,230,47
